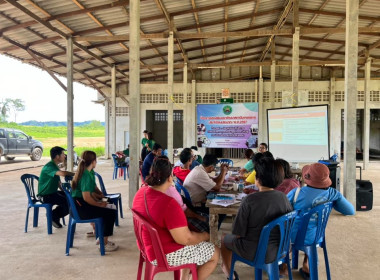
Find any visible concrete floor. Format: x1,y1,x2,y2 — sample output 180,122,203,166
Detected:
0,157,379,280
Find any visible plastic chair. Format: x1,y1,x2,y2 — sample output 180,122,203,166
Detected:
229,210,298,280
111,154,129,180
131,209,198,280
291,202,333,280
61,183,105,256
94,172,123,226
219,158,234,167
64,175,73,183
174,179,192,203
21,174,65,235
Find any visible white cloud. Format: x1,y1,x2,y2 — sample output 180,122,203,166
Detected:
0,55,105,123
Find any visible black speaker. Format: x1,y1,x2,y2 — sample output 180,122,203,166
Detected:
328,165,340,192
356,180,373,211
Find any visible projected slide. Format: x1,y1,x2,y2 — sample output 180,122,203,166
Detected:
267,105,329,162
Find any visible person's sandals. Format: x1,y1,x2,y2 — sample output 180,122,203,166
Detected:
86,231,95,238
299,268,310,280
101,242,119,252
227,271,239,280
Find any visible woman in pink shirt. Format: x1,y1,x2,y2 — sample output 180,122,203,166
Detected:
275,159,300,194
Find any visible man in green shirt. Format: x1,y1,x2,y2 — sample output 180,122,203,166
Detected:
38,146,75,228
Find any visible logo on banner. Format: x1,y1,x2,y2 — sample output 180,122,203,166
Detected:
223,105,232,115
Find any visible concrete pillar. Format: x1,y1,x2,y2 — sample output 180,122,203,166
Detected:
258,67,264,145
167,31,174,162
191,80,196,147
128,0,140,208
66,36,74,172
292,27,300,106
270,60,276,108
183,63,188,148
363,57,371,169
104,100,110,159
329,76,337,157
343,0,358,208
111,66,116,154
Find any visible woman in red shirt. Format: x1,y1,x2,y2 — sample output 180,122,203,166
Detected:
132,156,219,280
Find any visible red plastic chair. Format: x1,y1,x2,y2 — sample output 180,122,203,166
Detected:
131,209,198,280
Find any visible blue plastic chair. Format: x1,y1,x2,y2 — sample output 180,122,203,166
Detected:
174,179,192,203
219,158,234,167
291,202,333,280
21,174,65,235
229,210,298,280
94,172,123,226
112,154,129,180
61,183,105,256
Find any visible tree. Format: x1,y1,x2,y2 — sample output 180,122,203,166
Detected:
0,98,25,122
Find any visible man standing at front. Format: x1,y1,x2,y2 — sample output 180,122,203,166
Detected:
37,146,75,228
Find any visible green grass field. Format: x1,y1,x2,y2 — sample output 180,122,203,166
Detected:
1,122,105,157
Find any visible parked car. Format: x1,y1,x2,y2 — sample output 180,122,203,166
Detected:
0,128,43,162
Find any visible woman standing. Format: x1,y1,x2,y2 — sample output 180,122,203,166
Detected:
146,132,156,154
141,130,149,161
71,151,118,252
132,156,219,280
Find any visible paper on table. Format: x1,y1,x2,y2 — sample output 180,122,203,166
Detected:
106,203,117,210
211,198,239,207
236,193,247,200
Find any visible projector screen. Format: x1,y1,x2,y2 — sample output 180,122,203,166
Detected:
267,105,329,163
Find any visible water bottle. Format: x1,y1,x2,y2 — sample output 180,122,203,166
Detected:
238,179,244,192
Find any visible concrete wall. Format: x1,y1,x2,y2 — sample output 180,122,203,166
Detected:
102,79,380,157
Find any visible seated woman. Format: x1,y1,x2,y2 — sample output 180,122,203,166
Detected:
71,151,118,252
238,149,254,175
221,157,293,279
287,163,354,279
275,158,300,194
132,156,219,280
244,151,274,186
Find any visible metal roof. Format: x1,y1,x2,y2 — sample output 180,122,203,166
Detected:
0,0,380,94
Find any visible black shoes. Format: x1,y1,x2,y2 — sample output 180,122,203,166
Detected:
52,220,63,228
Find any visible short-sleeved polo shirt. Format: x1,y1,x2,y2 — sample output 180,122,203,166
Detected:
243,160,254,172
37,160,60,196
141,138,148,146
183,165,216,204
71,169,96,198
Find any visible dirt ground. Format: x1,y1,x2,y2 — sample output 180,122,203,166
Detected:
0,157,379,280
41,137,105,147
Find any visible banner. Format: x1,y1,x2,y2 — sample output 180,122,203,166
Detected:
196,103,259,148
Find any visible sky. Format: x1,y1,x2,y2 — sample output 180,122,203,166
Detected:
0,55,105,123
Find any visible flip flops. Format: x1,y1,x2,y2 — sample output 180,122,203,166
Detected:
227,271,239,280
299,268,310,280
86,231,95,237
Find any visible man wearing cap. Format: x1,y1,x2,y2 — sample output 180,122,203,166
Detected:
37,146,75,228
287,163,354,279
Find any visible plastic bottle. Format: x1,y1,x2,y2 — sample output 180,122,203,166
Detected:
238,179,244,192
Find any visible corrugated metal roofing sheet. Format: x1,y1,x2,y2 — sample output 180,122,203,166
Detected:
1,0,380,86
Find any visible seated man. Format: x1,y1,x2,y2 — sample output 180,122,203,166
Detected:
141,143,162,180
37,146,75,228
173,148,193,183
174,148,200,170
258,142,268,153
184,154,228,206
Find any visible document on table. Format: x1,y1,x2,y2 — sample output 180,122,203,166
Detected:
236,193,247,200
